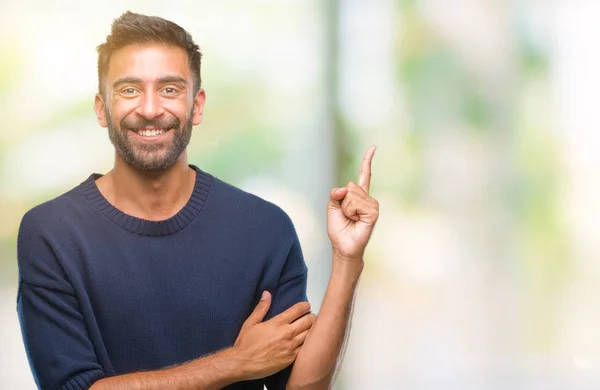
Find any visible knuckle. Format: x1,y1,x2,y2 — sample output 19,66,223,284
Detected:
287,329,295,340
297,301,310,313
299,317,311,329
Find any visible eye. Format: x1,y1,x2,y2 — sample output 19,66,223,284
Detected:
122,87,138,96
163,87,177,94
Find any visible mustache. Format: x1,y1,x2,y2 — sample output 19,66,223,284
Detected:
120,116,181,131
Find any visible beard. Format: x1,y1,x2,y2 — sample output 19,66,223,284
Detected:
106,108,193,172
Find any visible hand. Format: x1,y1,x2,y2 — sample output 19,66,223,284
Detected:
328,145,380,262
232,291,316,381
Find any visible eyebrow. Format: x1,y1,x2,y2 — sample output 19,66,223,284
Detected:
112,76,188,89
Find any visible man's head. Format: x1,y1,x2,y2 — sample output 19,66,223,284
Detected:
94,12,206,172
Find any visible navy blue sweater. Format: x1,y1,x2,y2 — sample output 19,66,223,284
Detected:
17,165,308,390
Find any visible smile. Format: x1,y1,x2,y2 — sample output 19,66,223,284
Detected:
138,129,165,137
130,128,171,140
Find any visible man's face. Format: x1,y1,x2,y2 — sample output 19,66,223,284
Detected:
95,43,205,171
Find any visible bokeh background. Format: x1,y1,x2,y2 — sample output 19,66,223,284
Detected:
1,0,600,388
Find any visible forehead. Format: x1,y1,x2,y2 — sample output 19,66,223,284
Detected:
106,43,190,84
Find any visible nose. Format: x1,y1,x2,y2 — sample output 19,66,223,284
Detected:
137,90,165,119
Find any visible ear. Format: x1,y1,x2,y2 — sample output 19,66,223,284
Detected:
192,89,206,126
94,93,108,128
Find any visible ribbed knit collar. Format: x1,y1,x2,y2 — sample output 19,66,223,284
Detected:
80,165,212,236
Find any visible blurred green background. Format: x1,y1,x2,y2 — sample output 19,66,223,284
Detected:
2,0,599,388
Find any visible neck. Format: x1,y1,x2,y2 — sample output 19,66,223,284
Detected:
96,152,196,221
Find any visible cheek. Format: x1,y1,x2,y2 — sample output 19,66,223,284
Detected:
163,101,193,121
110,102,137,123
165,97,191,113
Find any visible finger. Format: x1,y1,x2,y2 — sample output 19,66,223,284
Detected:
328,187,348,210
358,145,376,193
243,291,272,327
273,301,311,324
340,195,361,222
343,197,380,225
293,329,310,349
290,313,317,337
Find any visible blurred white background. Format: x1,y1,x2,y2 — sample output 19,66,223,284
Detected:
1,0,600,389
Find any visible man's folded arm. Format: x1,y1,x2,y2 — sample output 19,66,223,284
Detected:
89,349,247,390
19,276,249,390
16,213,255,390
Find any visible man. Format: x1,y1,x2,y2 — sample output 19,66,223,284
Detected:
17,11,379,390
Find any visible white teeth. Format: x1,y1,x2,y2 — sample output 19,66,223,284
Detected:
138,129,165,137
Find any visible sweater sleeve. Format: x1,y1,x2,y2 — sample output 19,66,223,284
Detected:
264,229,309,390
16,211,105,390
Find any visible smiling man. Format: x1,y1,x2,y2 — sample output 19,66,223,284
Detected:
16,11,379,390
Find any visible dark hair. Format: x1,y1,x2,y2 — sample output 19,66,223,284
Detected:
96,11,202,96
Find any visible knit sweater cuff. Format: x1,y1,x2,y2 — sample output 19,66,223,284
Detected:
59,369,105,390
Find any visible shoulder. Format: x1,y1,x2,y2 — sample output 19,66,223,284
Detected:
19,181,90,238
17,183,90,280
210,176,296,233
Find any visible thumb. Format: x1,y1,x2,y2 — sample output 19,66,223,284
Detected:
328,187,348,210
244,291,272,327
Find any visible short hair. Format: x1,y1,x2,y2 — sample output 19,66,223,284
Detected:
96,11,202,96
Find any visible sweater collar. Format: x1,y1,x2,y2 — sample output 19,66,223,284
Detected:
80,164,212,236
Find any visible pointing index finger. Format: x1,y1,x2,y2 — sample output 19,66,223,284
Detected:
358,145,376,193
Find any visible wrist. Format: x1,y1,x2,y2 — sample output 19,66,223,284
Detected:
192,347,249,386
224,345,254,382
331,251,364,280
332,247,364,263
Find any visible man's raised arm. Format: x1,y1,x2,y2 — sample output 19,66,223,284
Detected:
286,146,379,390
